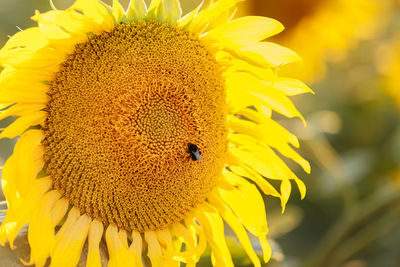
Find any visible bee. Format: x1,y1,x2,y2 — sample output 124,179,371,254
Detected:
187,143,201,162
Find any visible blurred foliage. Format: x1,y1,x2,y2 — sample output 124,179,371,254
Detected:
1,0,400,266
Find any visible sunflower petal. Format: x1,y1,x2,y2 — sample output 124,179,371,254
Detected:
51,214,91,267
226,72,303,119
0,28,48,67
69,0,115,31
216,178,269,237
145,231,163,267
86,220,104,267
202,16,284,47
163,0,182,25
0,111,47,139
25,190,60,267
188,0,244,35
2,130,45,208
146,0,163,21
232,42,301,67
129,231,144,267
208,191,261,267
177,1,203,29
0,177,51,248
127,0,147,21
111,0,127,23
195,204,234,267
106,225,136,267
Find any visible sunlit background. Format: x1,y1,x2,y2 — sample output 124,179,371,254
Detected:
1,0,400,266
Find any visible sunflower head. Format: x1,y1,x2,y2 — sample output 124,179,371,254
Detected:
0,0,311,266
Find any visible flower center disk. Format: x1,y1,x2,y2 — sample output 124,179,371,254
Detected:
43,21,227,232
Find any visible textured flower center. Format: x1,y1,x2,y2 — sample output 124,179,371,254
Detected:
43,21,227,232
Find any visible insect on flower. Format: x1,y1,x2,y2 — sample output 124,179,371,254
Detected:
187,143,201,162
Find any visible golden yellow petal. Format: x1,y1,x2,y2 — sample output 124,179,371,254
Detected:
144,231,163,267
0,177,51,248
87,220,104,267
177,1,203,29
25,190,60,267
208,191,261,267
106,225,137,267
202,16,283,47
195,204,234,267
55,208,80,243
111,0,127,23
129,231,144,267
273,77,314,96
51,214,91,267
146,0,163,21
226,72,303,119
70,0,115,31
236,42,301,66
216,179,269,237
0,28,48,67
163,0,182,25
2,130,44,209
188,0,243,35
32,10,100,37
0,111,47,139
126,0,147,21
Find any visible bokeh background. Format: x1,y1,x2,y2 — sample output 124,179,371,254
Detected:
1,0,400,266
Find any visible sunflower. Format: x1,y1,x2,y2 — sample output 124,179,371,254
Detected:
238,0,380,81
0,0,311,266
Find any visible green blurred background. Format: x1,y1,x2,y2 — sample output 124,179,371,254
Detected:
1,0,400,266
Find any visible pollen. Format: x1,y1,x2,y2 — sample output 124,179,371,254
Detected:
42,21,227,232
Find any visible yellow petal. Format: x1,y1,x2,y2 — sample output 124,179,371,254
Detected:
10,47,66,72
50,198,69,226
228,119,310,173
144,231,163,267
55,208,80,243
126,0,147,21
177,1,203,29
0,103,45,121
69,0,115,31
208,191,261,267
86,220,104,267
0,67,53,84
129,231,144,267
216,179,269,237
2,130,45,209
232,42,301,67
273,77,314,96
188,0,243,35
259,236,271,263
32,10,99,36
111,0,127,23
37,23,85,54
0,28,48,67
202,16,283,47
51,214,91,267
0,111,47,139
163,0,182,25
280,179,292,213
226,72,304,119
146,0,163,21
25,190,60,267
155,229,178,266
218,54,275,82
195,204,234,267
222,169,280,198
0,177,51,248
106,225,136,267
